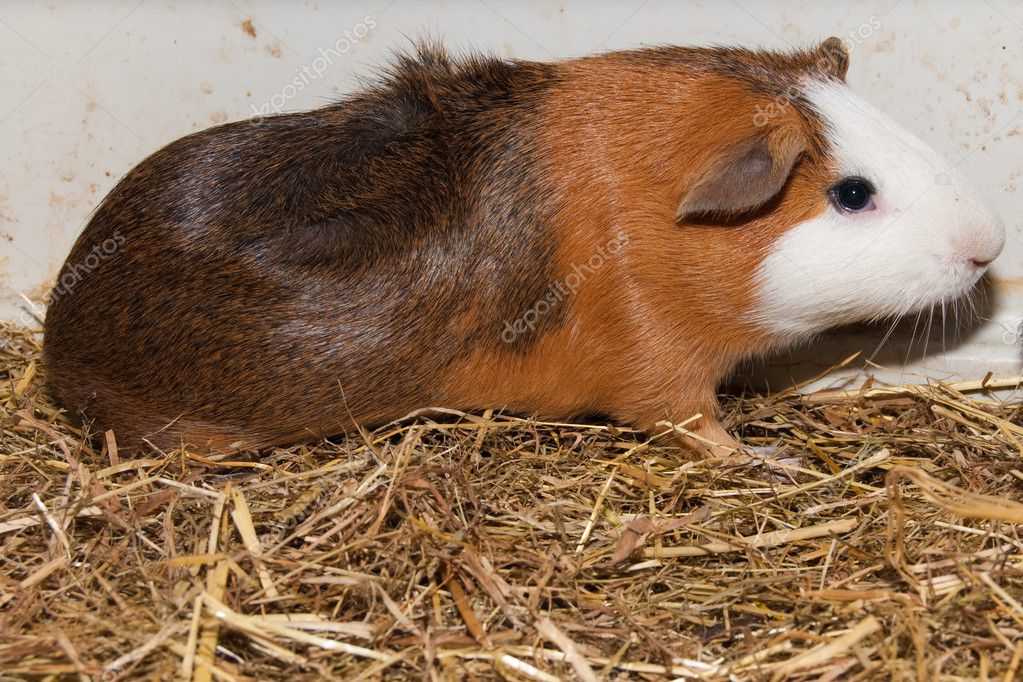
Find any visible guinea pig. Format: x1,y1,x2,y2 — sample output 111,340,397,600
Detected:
42,38,1005,455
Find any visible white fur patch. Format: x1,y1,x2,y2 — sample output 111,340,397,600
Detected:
751,79,1004,343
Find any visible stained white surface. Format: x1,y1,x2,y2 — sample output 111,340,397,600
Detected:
1,0,1021,390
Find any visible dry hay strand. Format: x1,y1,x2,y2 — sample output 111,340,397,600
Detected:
1,320,1022,680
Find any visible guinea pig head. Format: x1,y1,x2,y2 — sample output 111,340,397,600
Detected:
731,41,1006,345
644,38,1005,355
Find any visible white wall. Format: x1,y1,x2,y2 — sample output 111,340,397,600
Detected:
2,0,1021,389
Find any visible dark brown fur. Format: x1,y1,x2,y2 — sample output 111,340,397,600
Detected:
44,41,845,453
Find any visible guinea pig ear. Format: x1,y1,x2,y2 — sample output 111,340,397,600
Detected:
815,36,849,81
675,128,807,221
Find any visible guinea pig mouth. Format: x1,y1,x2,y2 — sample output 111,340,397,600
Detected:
905,266,989,316
842,261,989,331
952,255,996,291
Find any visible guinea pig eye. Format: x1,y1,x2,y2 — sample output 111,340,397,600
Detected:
830,177,875,212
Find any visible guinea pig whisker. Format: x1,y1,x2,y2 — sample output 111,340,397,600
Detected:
951,298,961,346
922,306,936,361
867,316,902,365
898,309,922,375
941,300,948,353
911,309,923,353
959,295,973,342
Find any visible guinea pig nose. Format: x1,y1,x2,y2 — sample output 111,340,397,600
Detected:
970,256,994,269
957,216,1005,270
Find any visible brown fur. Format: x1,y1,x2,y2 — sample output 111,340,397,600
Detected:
43,41,844,453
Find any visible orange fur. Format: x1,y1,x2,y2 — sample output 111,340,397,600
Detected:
443,49,839,452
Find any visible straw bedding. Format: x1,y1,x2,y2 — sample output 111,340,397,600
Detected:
1,320,1022,681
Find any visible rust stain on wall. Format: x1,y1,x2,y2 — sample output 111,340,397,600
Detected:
873,32,895,53
240,19,257,38
993,277,1023,293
